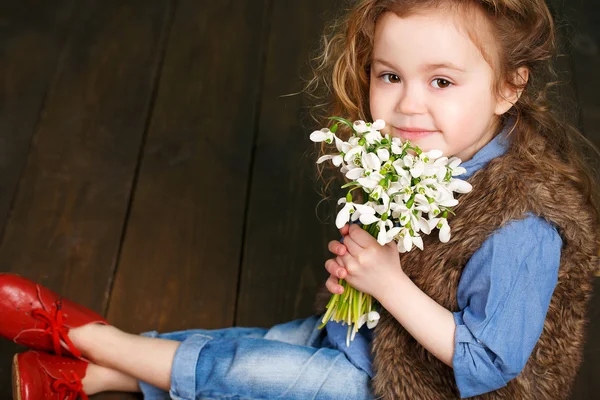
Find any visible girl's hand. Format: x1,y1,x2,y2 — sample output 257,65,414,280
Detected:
325,224,404,299
325,237,348,295
325,224,351,294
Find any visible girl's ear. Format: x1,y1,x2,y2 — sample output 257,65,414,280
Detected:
494,66,529,115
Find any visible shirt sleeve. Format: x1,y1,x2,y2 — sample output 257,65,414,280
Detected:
452,215,562,398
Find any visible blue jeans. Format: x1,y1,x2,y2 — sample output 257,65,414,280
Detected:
137,315,373,399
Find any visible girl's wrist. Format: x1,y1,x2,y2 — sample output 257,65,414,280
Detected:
375,269,410,307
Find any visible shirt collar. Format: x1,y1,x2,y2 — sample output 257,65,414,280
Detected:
459,120,513,180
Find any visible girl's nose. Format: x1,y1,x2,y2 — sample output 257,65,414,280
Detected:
394,83,426,115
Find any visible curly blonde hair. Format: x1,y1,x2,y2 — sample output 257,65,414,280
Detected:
306,0,600,264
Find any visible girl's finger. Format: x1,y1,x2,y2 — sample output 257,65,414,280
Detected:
325,258,347,278
342,234,361,255
348,223,373,248
327,240,347,256
326,274,344,294
339,224,350,236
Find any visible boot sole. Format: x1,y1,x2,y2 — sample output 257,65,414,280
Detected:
12,354,21,400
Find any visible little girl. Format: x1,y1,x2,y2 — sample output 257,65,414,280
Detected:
1,0,599,399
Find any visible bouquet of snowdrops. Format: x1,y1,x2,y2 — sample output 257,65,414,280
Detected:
310,117,472,346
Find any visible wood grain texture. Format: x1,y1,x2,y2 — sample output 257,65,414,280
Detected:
548,1,600,398
0,1,76,247
235,0,346,328
105,0,270,336
0,0,170,396
0,1,77,394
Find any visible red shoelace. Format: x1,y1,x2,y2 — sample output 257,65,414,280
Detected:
52,371,89,400
31,299,82,358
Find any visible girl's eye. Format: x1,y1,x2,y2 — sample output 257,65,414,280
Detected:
381,73,401,84
432,78,452,89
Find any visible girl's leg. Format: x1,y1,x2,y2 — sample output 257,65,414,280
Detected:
70,317,372,400
70,323,179,391
83,362,141,395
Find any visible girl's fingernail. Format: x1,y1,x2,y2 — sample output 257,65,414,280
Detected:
337,270,343,278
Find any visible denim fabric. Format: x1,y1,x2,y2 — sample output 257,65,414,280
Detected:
137,315,374,400
451,215,562,398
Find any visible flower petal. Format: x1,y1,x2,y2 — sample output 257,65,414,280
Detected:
345,168,365,180
412,235,424,250
439,220,451,243
372,119,386,131
336,203,353,229
403,233,413,252
410,160,424,178
360,214,379,225
316,155,334,164
367,311,381,329
377,148,390,162
448,157,462,169
424,149,443,159
448,179,473,193
353,120,369,133
357,313,368,329
332,155,344,167
309,128,331,143
364,152,382,171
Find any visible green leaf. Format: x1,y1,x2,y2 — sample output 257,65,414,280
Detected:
328,116,354,130
341,181,362,189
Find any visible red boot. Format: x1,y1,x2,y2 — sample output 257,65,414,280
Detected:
0,273,108,358
13,351,89,400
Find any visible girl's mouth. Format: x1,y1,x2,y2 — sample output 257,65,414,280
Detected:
394,127,438,141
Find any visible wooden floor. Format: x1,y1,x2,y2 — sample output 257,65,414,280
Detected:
0,1,598,398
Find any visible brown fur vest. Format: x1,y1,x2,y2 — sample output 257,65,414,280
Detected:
317,136,598,399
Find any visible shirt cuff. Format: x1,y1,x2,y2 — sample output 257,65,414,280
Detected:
452,312,507,398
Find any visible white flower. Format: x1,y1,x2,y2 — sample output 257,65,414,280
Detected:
357,311,381,329
310,118,467,254
344,145,365,163
423,149,443,159
336,198,355,229
448,178,472,194
391,137,403,154
429,218,451,243
377,148,390,162
396,229,424,253
410,160,425,178
357,172,384,190
353,120,369,133
345,167,365,180
362,152,382,171
316,154,343,166
359,213,397,245
310,128,335,143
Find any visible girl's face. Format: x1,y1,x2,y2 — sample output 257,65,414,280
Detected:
369,9,509,161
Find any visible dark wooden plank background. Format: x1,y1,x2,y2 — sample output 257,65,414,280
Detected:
0,1,597,398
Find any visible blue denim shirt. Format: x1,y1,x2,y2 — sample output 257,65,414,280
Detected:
324,126,562,398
